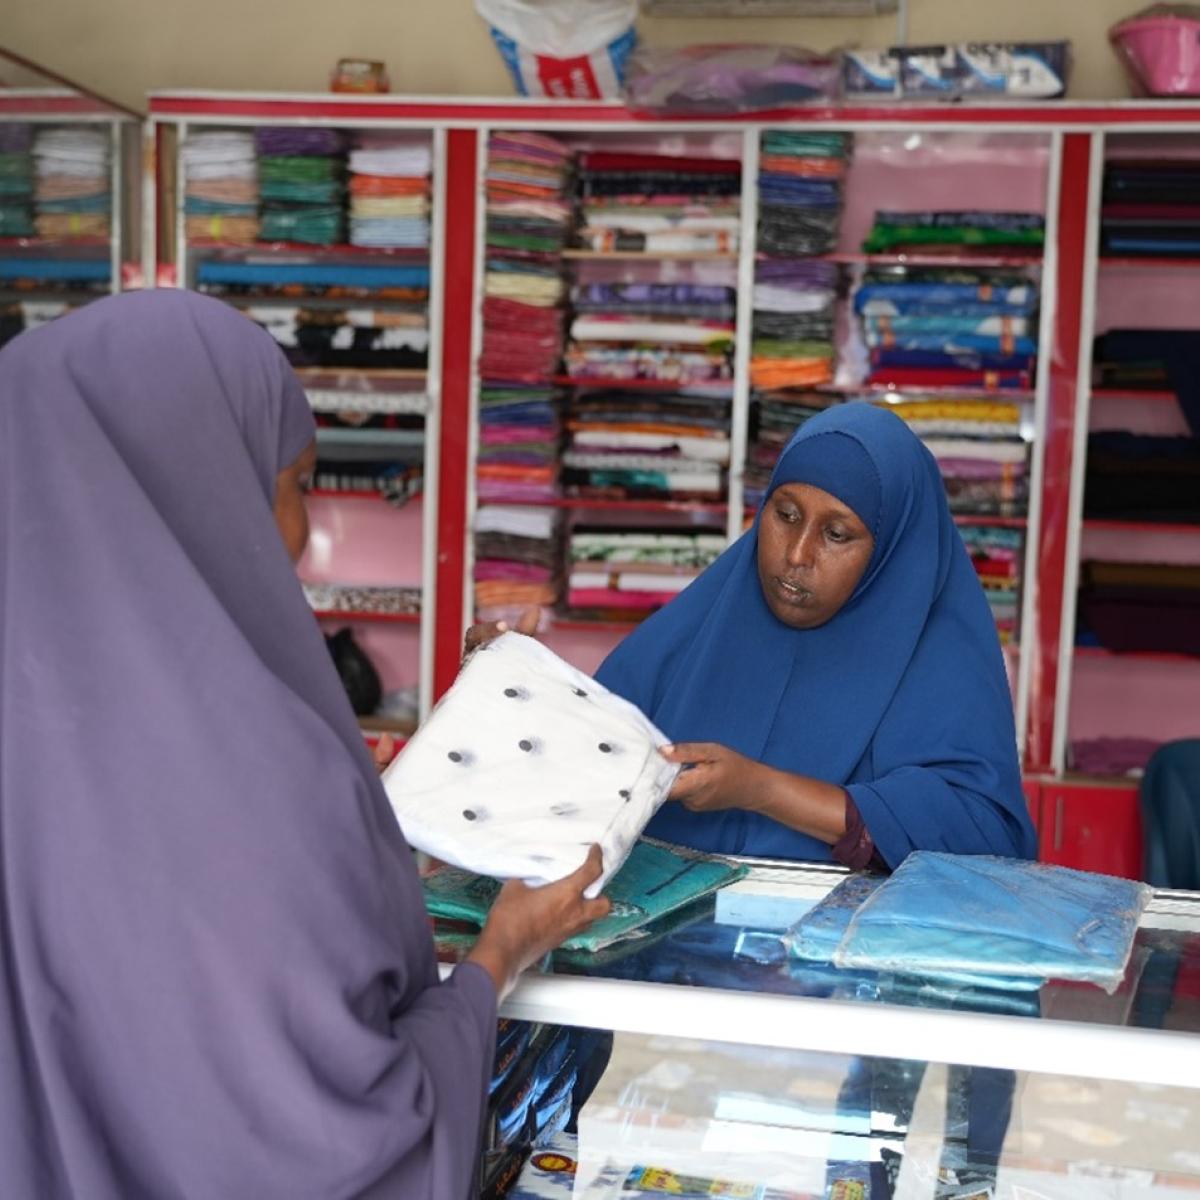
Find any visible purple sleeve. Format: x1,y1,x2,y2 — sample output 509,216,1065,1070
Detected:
832,791,887,871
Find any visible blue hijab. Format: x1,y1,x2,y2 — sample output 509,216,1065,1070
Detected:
595,402,1037,866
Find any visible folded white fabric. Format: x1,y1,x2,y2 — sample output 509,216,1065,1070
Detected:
382,632,678,895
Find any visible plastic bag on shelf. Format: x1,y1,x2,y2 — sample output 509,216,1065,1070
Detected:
475,0,637,99
834,852,1152,994
624,44,840,114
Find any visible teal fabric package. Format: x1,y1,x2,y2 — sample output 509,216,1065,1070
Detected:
834,851,1151,993
422,840,746,953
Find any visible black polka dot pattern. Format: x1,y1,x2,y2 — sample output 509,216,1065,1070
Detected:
598,742,613,754
463,809,477,821
448,751,465,764
619,789,631,802
518,739,534,753
573,687,588,697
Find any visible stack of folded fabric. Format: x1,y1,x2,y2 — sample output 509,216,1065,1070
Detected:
564,149,740,387
255,126,346,246
246,305,428,369
750,258,839,390
180,130,259,245
565,526,725,621
480,131,572,381
32,127,110,241
1084,431,1200,523
574,150,741,255
477,384,562,504
853,262,1040,391
1068,737,1163,778
757,129,851,257
862,210,1045,256
347,133,431,249
1101,159,1200,257
195,257,430,304
473,504,562,625
0,123,33,238
476,132,572,515
956,524,1023,642
885,398,1029,517
305,386,426,487
1078,561,1200,656
563,380,732,502
743,392,837,510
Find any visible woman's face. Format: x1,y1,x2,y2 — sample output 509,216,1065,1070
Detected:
273,439,317,563
756,482,875,629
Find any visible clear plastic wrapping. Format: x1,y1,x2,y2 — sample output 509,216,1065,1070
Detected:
624,44,840,114
833,852,1152,994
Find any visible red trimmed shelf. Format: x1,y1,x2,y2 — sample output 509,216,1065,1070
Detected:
311,609,421,624
551,618,642,634
1099,256,1200,269
1090,388,1179,403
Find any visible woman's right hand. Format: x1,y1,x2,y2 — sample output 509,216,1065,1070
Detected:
462,606,541,662
465,846,611,998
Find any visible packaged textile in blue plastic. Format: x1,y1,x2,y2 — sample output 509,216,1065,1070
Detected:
834,852,1151,993
787,872,1039,992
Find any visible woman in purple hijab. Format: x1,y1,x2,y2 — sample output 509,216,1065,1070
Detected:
0,289,605,1199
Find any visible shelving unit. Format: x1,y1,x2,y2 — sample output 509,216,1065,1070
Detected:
1053,131,1200,800
0,52,142,348
149,104,448,735
146,93,1200,880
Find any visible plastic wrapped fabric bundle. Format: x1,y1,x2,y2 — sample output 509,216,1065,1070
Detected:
383,633,680,895
786,873,886,963
834,851,1152,993
624,44,840,114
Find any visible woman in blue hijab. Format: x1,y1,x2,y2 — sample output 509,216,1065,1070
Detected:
594,402,1037,869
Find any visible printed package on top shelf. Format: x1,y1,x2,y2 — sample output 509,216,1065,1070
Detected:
382,633,679,896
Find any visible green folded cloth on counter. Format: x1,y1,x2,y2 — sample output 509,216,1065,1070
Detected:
422,840,747,954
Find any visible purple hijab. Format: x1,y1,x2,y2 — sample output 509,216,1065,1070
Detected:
0,291,495,1199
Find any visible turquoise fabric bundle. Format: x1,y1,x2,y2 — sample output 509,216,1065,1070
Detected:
833,851,1150,993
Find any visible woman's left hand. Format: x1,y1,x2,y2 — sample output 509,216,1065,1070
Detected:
661,742,765,814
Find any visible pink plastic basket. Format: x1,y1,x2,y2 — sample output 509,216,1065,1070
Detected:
1111,12,1200,96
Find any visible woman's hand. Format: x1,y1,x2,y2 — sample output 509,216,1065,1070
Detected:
465,846,611,998
661,742,768,814
372,733,396,774
462,606,541,662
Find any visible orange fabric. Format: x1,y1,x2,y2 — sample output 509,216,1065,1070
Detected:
349,175,429,197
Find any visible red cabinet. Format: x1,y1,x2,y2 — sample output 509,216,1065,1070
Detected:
1037,781,1144,880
